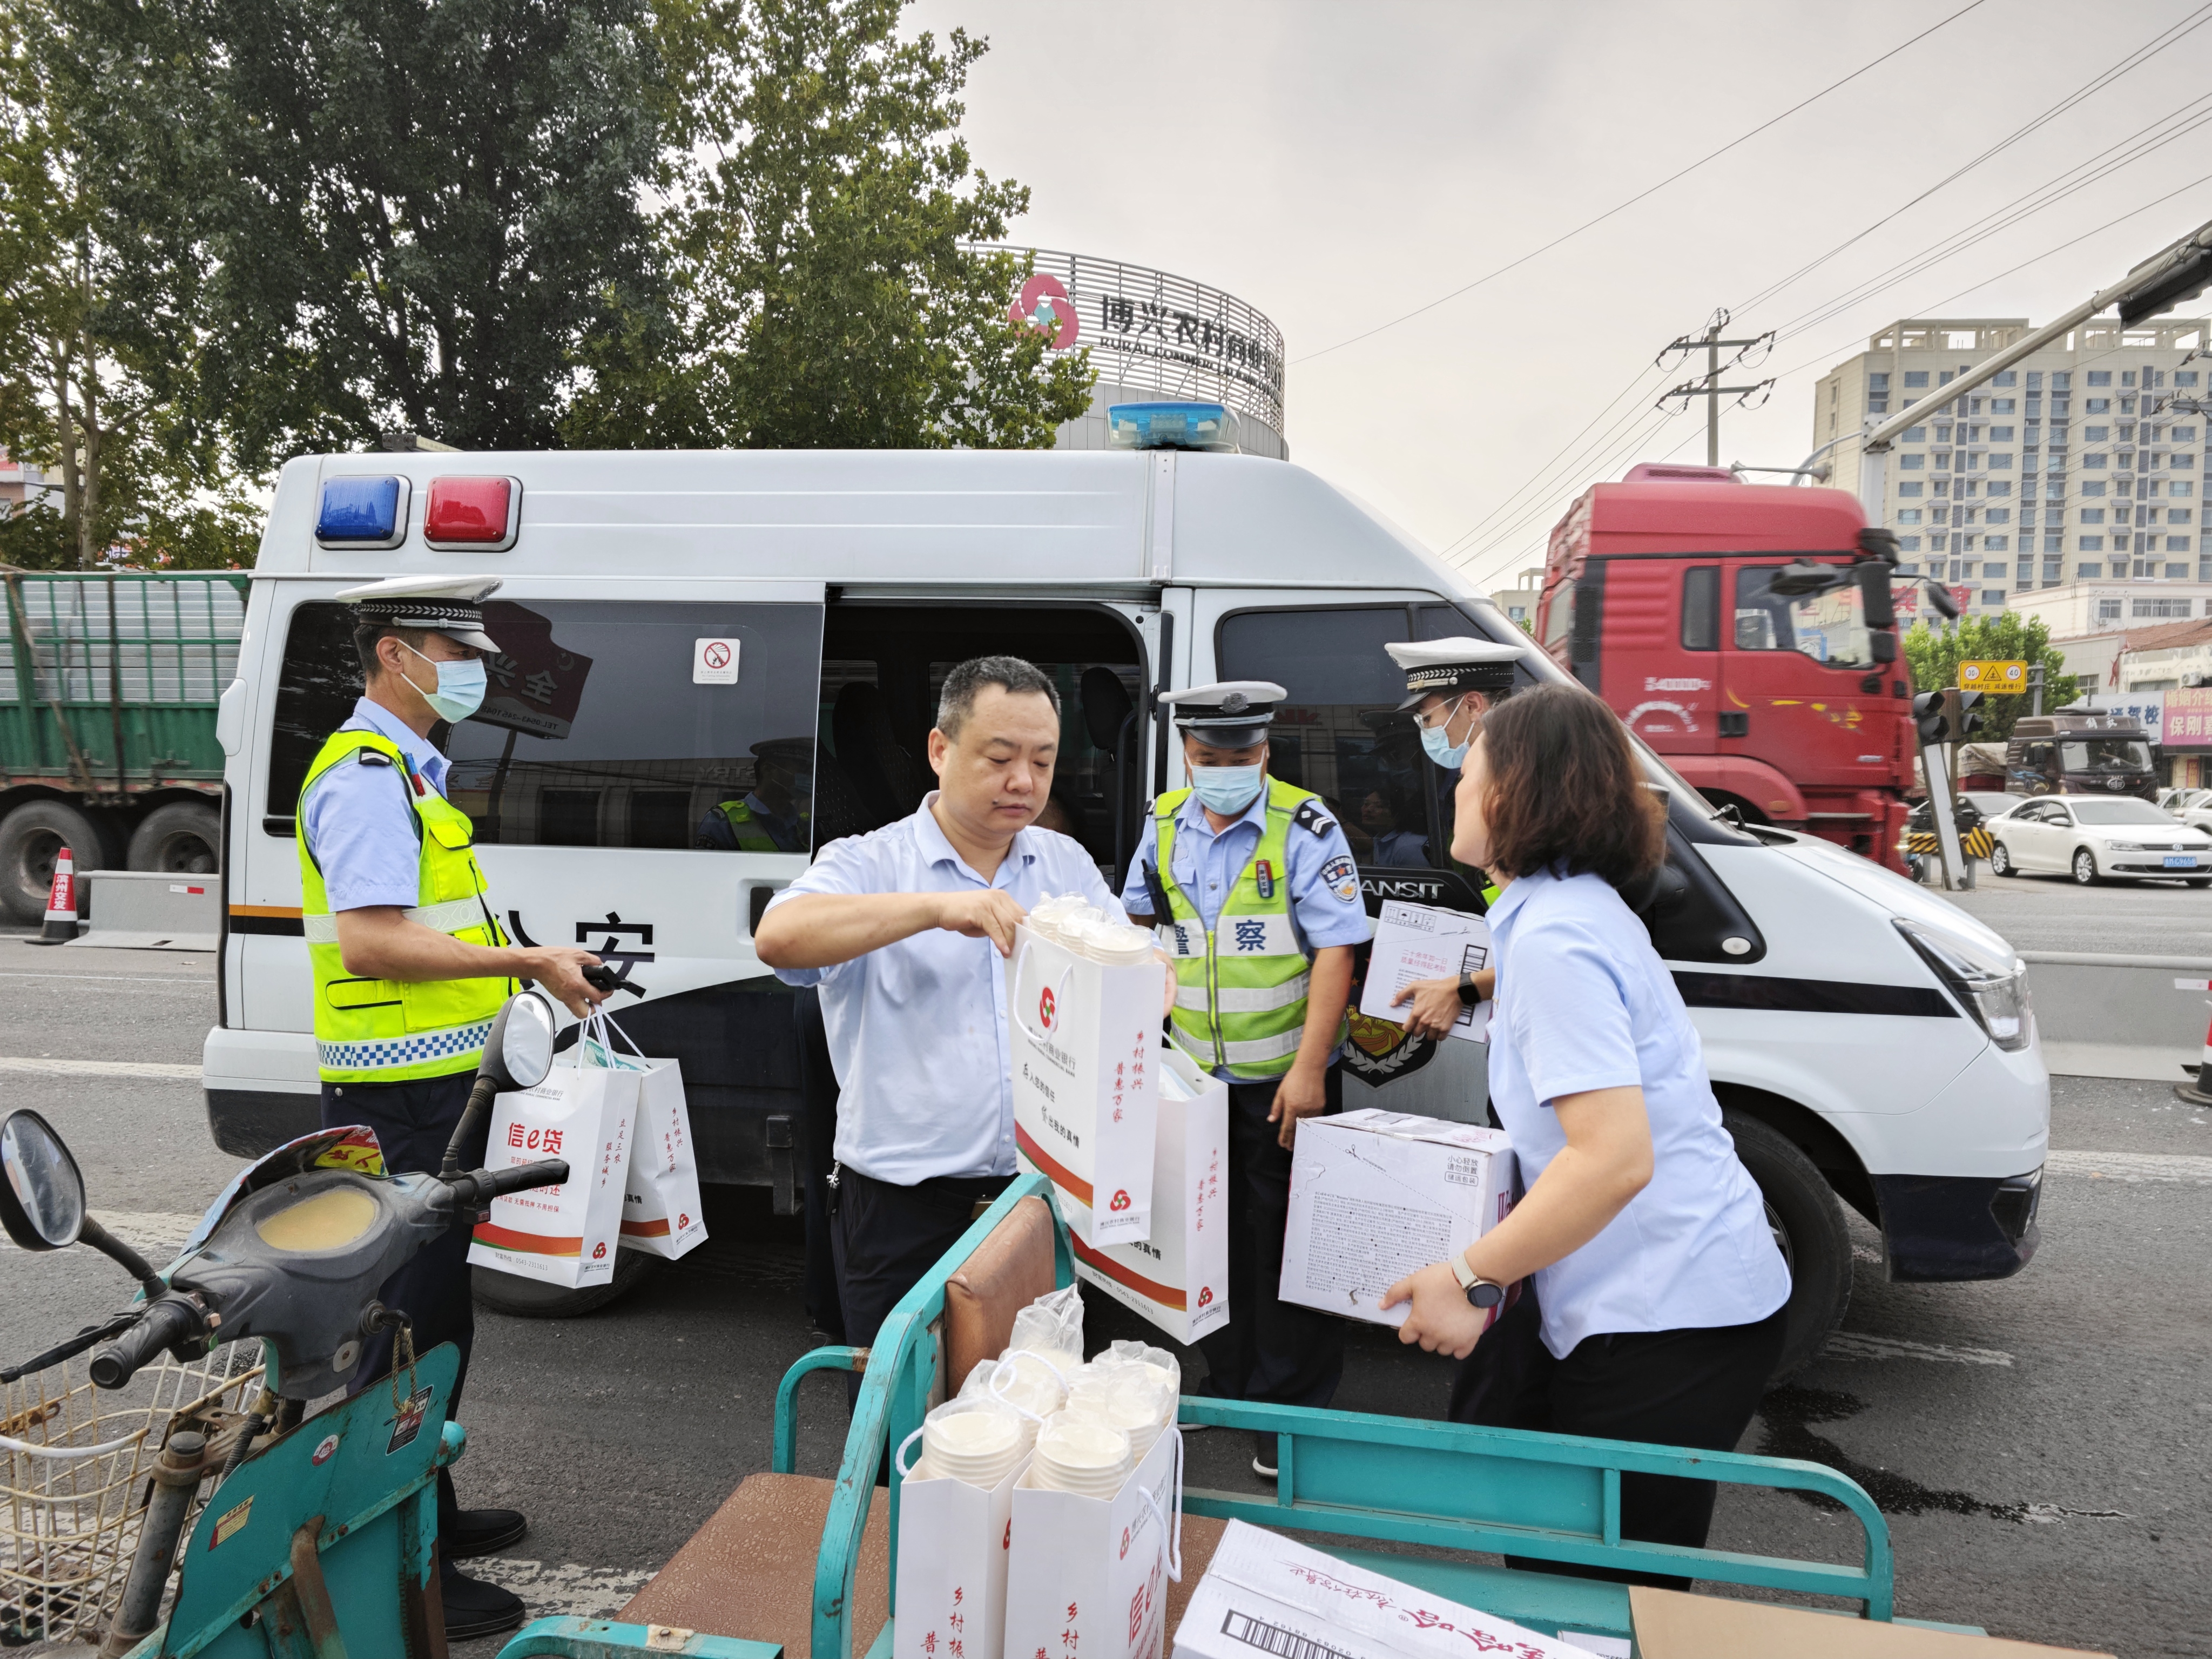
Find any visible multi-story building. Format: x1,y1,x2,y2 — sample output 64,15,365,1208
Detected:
1813,314,2209,618
1488,568,1543,630
0,448,55,515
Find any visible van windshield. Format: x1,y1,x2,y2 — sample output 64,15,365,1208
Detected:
1733,566,1873,669
2059,738,2151,774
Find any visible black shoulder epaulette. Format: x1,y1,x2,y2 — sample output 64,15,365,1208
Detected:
1291,797,1334,838
356,750,394,767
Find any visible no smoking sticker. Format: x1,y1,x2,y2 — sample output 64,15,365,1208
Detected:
693,638,740,685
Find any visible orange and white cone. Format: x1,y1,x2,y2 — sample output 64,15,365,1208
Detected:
30,846,78,946
2176,1002,2212,1105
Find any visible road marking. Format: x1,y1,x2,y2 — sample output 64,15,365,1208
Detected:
470,1557,653,1619
2045,1149,2212,1184
0,970,212,985
0,1056,199,1079
1822,1332,2015,1367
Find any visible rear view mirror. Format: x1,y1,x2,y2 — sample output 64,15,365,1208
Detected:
1766,560,1846,598
0,1109,87,1251
480,992,557,1093
1858,562,1897,629
1925,581,1961,621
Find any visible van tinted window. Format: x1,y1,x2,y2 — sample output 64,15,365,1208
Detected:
267,599,824,849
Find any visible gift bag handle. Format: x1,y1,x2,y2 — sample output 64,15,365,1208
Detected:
1008,940,1075,1049
1135,1425,1185,1582
895,1425,926,1481
986,1350,1071,1423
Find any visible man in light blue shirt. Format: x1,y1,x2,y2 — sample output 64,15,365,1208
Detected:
756,657,1127,1371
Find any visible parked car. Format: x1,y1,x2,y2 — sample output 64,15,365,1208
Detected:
2160,787,2212,834
1985,795,2212,885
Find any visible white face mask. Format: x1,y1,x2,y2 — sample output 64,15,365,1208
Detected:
1190,763,1266,815
399,641,487,724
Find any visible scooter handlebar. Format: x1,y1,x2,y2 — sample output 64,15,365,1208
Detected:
477,1159,571,1199
88,1296,204,1391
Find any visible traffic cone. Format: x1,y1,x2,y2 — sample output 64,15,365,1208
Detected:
2178,1002,2212,1106
29,846,78,946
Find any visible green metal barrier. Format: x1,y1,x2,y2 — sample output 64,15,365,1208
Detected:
509,1171,1907,1658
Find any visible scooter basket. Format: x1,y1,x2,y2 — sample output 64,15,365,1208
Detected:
1,1348,262,1648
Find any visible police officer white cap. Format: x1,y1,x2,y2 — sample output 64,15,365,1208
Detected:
337,575,504,653
1385,637,1523,711
1162,681,1286,747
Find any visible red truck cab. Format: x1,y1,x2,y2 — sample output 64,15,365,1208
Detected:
1535,464,1913,871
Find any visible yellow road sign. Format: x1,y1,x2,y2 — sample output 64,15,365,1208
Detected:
1958,659,2029,692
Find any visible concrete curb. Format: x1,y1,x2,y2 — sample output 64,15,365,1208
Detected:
2021,951,2212,1081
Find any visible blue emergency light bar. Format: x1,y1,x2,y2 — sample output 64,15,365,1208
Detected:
1105,402,1241,454
315,476,410,548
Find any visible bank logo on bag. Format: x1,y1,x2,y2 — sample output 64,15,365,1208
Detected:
1197,1285,1214,1307
1038,986,1058,1031
1110,1189,1131,1211
592,1240,608,1259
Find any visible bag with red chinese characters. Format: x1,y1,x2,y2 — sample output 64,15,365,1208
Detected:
467,1012,639,1289
586,1015,708,1261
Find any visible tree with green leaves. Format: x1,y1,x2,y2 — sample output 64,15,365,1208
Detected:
565,0,1092,450
1902,611,2078,742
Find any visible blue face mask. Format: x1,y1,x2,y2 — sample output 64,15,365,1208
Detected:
402,642,487,724
1190,764,1266,815
1421,722,1471,771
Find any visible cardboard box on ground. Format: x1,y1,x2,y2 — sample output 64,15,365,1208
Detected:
1279,1109,1517,1327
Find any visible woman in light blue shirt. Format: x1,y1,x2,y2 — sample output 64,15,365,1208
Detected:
1383,684,1790,1581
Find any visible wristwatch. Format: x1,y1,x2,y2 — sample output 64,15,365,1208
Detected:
1447,1252,1506,1309
1456,969,1481,1007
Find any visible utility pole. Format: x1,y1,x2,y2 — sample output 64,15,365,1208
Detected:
1657,309,1776,465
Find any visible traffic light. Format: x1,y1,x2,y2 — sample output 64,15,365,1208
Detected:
1955,689,1986,739
1914,691,1951,746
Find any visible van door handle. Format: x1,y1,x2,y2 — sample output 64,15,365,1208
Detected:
1718,712,1750,738
745,881,786,935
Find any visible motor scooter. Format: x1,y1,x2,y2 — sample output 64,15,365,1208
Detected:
0,990,569,1658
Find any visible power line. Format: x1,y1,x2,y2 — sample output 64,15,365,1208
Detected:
1289,0,1991,367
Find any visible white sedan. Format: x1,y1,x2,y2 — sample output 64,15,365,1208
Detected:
1986,796,2212,886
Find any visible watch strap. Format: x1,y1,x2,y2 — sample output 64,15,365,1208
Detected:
1456,969,1479,1007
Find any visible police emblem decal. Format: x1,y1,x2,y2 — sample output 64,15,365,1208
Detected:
1321,854,1358,902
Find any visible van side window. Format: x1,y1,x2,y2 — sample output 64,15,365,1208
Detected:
1681,567,1719,651
1217,605,1453,872
268,599,825,850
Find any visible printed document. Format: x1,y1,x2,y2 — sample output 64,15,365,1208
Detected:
1357,900,1492,1042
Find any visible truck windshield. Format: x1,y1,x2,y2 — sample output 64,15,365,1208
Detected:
2059,739,2151,773
1733,566,1873,669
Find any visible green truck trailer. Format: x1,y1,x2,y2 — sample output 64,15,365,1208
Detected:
0,570,245,923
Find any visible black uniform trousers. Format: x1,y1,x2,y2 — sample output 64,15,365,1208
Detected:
793,987,846,1343
832,1165,1014,1398
1448,1285,1788,1587
1195,1064,1345,1410
323,1070,487,1533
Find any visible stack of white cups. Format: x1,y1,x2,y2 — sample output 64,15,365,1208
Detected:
911,1398,1026,1488
1030,1412,1135,1495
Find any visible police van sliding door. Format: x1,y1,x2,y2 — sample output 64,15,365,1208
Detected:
238,582,824,1173
1189,588,1492,1124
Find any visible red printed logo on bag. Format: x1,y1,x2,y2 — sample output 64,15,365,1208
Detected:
1119,1525,1131,1560
1038,987,1057,1031
1002,1519,1011,1550
1196,1285,1213,1307
1109,1189,1131,1211
678,1212,691,1230
592,1241,608,1259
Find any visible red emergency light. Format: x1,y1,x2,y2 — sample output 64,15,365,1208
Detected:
423,476,521,551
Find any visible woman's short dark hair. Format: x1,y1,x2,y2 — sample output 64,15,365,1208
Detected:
1477,684,1665,885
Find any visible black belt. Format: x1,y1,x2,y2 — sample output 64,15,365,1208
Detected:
833,1164,1015,1219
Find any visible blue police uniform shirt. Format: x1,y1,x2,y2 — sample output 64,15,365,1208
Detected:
300,698,450,911
1485,868,1790,1360
1119,786,1371,1080
696,791,805,852
766,795,1125,1186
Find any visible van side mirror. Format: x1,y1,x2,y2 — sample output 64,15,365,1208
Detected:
1858,563,1897,629
0,1109,87,1251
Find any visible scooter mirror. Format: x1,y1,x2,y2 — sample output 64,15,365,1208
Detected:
481,991,557,1093
0,1109,87,1251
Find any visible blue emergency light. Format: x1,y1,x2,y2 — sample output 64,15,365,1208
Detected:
1105,402,1242,454
315,476,409,547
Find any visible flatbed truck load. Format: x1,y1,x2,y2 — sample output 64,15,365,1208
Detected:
0,570,244,921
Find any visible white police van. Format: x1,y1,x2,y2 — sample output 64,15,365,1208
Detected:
205,438,2047,1370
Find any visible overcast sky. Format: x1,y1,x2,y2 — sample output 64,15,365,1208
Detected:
908,0,2212,592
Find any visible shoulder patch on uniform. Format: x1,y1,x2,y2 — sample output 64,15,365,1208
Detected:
1292,798,1334,837
1320,853,1359,903
355,750,393,767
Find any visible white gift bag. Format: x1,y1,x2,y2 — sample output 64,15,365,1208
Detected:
584,1016,709,1262
1005,1426,1182,1659
1060,1044,1230,1345
892,1428,1026,1659
1008,922,1162,1246
467,1011,639,1288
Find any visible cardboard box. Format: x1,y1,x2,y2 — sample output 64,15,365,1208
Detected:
1009,923,1162,1246
1171,1519,1598,1659
1061,1044,1231,1344
1278,1109,1516,1327
1627,1587,2113,1659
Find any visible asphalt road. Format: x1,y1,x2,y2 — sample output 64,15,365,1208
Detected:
1,933,2206,1657
1941,862,2212,956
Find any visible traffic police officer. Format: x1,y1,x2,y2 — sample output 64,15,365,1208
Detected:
699,737,812,851
300,576,605,1642
1120,682,1367,1479
1383,638,1524,1042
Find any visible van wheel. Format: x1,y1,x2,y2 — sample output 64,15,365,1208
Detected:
1987,841,2015,877
472,1249,660,1318
2071,847,2100,885
128,802,222,874
1722,1111,1850,1384
0,800,107,925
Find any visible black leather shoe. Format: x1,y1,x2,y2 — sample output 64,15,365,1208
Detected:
440,1558,527,1641
444,1507,528,1559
